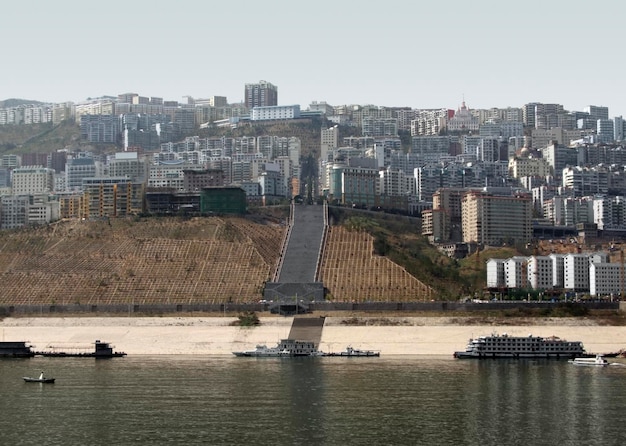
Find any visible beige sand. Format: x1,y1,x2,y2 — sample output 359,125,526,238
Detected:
2,316,626,355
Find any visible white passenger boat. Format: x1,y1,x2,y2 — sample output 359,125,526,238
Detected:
569,355,610,366
454,333,585,359
233,339,321,357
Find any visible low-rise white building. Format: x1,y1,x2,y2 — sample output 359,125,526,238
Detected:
589,262,625,296
489,251,621,296
251,105,300,121
563,254,590,292
527,256,553,290
486,259,506,288
504,256,529,289
550,253,566,289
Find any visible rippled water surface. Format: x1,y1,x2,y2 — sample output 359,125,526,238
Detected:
2,356,626,445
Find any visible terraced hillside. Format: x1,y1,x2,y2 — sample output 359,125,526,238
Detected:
0,212,442,307
320,226,434,301
0,216,285,306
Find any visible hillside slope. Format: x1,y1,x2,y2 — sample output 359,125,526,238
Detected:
0,121,111,155
0,216,284,306
0,210,474,307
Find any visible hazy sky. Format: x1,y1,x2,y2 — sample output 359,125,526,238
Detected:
3,0,625,117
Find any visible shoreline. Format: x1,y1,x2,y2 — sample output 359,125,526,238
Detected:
2,316,626,356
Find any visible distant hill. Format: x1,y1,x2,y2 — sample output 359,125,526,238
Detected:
198,117,362,159
0,98,44,108
0,115,358,158
0,120,99,155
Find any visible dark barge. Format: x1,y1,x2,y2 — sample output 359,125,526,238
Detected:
0,341,35,358
35,340,126,358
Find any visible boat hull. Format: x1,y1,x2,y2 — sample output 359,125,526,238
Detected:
454,352,578,359
569,362,609,367
569,355,610,366
232,351,289,357
37,352,126,358
326,352,380,357
23,377,55,383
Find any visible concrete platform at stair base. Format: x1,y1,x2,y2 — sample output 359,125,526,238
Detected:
263,282,324,302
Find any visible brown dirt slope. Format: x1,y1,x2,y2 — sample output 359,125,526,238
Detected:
320,226,434,302
0,214,439,307
0,216,284,306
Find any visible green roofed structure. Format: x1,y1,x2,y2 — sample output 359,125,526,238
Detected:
200,187,247,215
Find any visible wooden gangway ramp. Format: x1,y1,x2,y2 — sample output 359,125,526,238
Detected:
288,316,325,346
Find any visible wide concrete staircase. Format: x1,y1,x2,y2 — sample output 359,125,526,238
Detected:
288,316,325,346
264,203,327,312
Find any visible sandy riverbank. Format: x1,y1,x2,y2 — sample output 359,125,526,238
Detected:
2,316,626,355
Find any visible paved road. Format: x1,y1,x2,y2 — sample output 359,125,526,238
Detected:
277,204,325,283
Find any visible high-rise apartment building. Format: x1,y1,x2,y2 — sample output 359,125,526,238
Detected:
584,105,609,121
321,125,339,162
244,80,278,109
597,119,615,143
615,116,625,141
461,190,532,245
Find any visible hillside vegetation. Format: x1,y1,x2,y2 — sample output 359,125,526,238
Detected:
0,121,113,155
327,207,498,299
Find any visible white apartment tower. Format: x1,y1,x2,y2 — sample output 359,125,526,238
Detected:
321,125,339,162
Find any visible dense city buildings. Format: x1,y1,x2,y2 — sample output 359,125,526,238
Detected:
1,84,626,285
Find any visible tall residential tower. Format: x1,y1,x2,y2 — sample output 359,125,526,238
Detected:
244,80,278,110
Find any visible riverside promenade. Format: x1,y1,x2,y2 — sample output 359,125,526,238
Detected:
3,316,626,356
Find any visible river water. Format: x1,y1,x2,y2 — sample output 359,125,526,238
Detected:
1,355,626,445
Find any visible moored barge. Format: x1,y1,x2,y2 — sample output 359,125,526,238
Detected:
35,340,126,358
0,341,35,358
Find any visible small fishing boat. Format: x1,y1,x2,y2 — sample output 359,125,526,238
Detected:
23,371,55,383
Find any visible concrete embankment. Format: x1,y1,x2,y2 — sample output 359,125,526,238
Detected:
2,317,626,356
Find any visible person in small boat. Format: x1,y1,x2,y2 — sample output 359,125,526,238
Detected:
39,371,45,380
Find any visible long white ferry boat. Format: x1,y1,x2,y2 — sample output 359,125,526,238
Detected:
453,333,585,359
